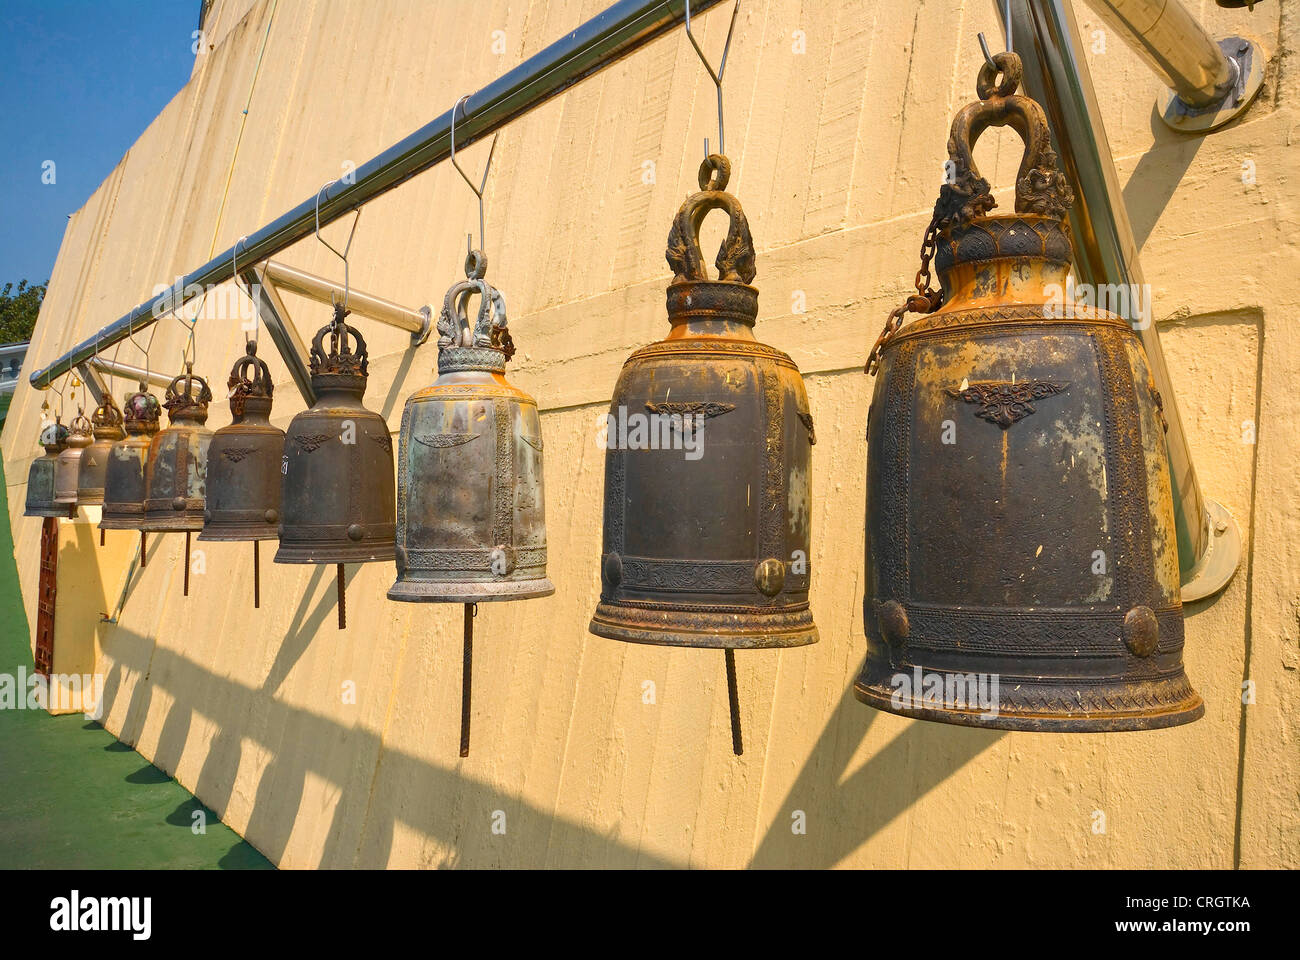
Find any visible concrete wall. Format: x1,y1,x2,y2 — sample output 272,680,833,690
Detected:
2,0,1296,868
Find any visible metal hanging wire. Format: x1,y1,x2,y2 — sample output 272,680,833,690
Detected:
685,0,739,158
127,319,159,389
232,235,267,345
449,94,498,258
979,0,1013,71
314,182,363,314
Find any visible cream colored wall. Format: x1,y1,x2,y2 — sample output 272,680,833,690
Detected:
2,0,1296,868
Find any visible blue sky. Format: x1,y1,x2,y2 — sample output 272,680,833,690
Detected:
0,1,199,285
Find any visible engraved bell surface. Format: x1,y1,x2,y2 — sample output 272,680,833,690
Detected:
589,155,818,650
141,364,213,533
855,54,1201,732
275,304,395,564
76,396,126,506
389,252,552,602
100,386,162,530
200,341,285,542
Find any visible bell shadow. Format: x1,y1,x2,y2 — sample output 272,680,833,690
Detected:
378,346,420,424
125,763,172,785
749,687,1003,868
261,563,330,695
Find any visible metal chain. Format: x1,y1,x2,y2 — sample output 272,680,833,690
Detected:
866,210,945,376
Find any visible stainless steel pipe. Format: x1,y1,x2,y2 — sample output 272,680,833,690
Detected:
1003,0,1241,600
258,260,431,344
28,0,724,390
87,357,173,392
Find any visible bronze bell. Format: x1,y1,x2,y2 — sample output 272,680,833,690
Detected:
389,254,552,603
141,364,213,533
53,410,93,511
856,54,1201,732
24,419,75,518
76,396,126,506
100,386,162,531
201,342,284,542
276,304,395,626
590,155,818,754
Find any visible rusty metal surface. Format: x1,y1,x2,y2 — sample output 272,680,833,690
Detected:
24,420,75,519
141,366,213,533
52,410,92,509
75,396,125,505
100,387,161,530
590,155,818,649
855,55,1200,732
275,305,395,564
200,342,285,543
389,254,552,602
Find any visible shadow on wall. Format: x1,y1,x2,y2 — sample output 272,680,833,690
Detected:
95,622,1002,868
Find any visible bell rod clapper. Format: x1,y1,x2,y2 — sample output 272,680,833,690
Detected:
337,563,346,630
184,532,191,596
253,541,260,609
461,603,476,758
724,649,742,756
140,531,147,568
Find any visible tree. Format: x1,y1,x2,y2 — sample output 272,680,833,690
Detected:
0,279,47,345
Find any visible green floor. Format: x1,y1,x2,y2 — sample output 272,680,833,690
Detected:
0,459,271,869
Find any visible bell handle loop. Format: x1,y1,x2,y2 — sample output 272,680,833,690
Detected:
941,53,1072,229
666,155,756,284
438,278,498,350
165,369,212,406
228,342,273,402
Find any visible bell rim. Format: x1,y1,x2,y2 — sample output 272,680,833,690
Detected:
590,603,818,649
852,678,1205,732
387,577,555,603
273,543,396,564
196,529,280,542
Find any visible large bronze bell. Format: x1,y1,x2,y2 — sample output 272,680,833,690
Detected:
276,305,395,626
142,364,213,533
855,54,1201,732
200,341,285,608
100,386,162,532
590,154,818,753
201,342,283,540
53,410,93,511
24,419,75,519
76,397,126,506
389,254,552,603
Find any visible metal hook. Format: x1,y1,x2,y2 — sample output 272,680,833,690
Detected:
127,321,157,386
685,0,739,159
450,95,498,258
314,181,363,314
978,0,1013,72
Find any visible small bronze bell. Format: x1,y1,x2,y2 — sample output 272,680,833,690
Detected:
142,364,213,533
590,155,818,753
100,387,162,552
53,410,93,511
276,304,395,627
856,54,1201,732
76,397,126,506
200,342,284,607
24,419,75,519
389,252,553,756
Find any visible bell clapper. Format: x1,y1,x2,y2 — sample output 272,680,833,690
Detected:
184,532,191,596
253,541,260,609
99,529,105,547
461,602,476,758
337,563,346,630
139,531,147,568
724,649,743,756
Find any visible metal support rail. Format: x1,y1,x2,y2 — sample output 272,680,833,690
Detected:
29,0,724,391
1003,0,1241,600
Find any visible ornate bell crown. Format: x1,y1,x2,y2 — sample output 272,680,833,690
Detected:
67,409,93,446
436,249,514,375
91,396,124,437
123,385,162,432
664,154,758,325
163,364,212,423
310,302,369,382
39,419,69,451
227,339,274,418
932,52,1076,275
